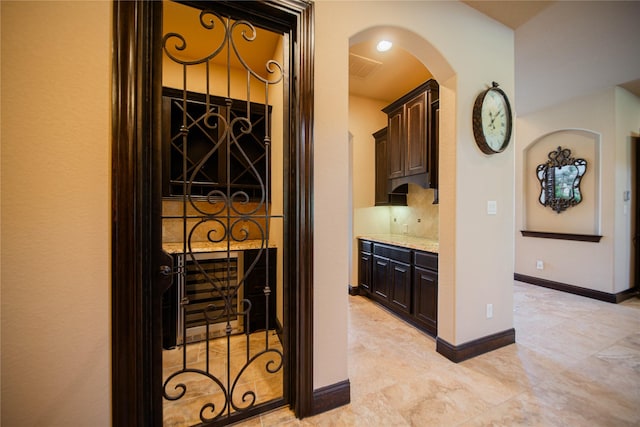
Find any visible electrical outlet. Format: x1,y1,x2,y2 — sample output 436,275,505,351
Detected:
402,223,408,234
486,303,493,319
536,260,544,270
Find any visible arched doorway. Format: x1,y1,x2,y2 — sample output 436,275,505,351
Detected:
347,25,457,344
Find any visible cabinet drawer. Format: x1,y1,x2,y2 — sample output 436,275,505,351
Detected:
359,240,373,253
373,243,411,264
414,250,438,271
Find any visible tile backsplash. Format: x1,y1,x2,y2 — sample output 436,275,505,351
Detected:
389,184,439,240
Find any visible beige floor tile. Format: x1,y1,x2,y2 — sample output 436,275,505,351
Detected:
164,283,640,426
460,391,599,427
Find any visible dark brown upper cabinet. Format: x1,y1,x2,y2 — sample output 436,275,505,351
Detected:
373,127,389,206
382,80,439,193
162,87,271,200
374,127,407,206
387,107,404,179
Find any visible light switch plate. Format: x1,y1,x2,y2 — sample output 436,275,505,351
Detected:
487,200,497,215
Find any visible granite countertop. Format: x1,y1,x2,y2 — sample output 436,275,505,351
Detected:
358,234,439,254
163,239,276,254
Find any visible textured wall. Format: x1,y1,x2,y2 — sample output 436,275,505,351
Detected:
1,1,112,425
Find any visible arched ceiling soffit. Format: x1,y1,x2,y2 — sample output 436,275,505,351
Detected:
349,25,455,102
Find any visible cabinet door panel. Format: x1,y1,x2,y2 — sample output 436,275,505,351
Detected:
358,252,372,294
413,266,437,335
387,108,404,179
391,261,411,313
373,255,391,301
430,100,439,190
374,129,389,206
405,93,427,176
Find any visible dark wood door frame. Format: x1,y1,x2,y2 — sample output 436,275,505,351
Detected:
111,1,315,425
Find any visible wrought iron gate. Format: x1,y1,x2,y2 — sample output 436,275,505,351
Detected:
160,2,285,425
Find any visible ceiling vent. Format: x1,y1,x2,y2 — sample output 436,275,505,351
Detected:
349,52,382,79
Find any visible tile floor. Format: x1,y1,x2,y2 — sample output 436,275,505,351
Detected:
163,330,284,426
236,282,640,426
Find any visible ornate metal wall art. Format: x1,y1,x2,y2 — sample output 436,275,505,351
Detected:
536,146,587,213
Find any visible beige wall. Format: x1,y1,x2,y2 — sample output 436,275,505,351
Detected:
315,0,515,388
349,95,387,211
1,0,520,421
515,1,640,115
2,2,636,422
348,94,389,285
514,3,640,297
515,87,640,293
1,1,112,425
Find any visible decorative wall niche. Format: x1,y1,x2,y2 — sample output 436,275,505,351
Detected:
523,129,600,237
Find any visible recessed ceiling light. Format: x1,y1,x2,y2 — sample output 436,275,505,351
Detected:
376,40,392,52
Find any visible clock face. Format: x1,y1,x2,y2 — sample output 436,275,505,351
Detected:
472,84,513,155
481,90,509,151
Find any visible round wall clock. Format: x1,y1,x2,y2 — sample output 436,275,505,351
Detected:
472,81,513,154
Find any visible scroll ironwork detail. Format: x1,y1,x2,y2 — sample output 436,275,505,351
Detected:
161,5,284,425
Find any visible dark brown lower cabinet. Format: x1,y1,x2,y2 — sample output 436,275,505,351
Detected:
390,260,411,313
413,266,438,335
373,255,391,300
358,240,373,295
357,239,438,336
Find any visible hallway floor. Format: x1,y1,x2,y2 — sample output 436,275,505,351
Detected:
239,282,640,426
